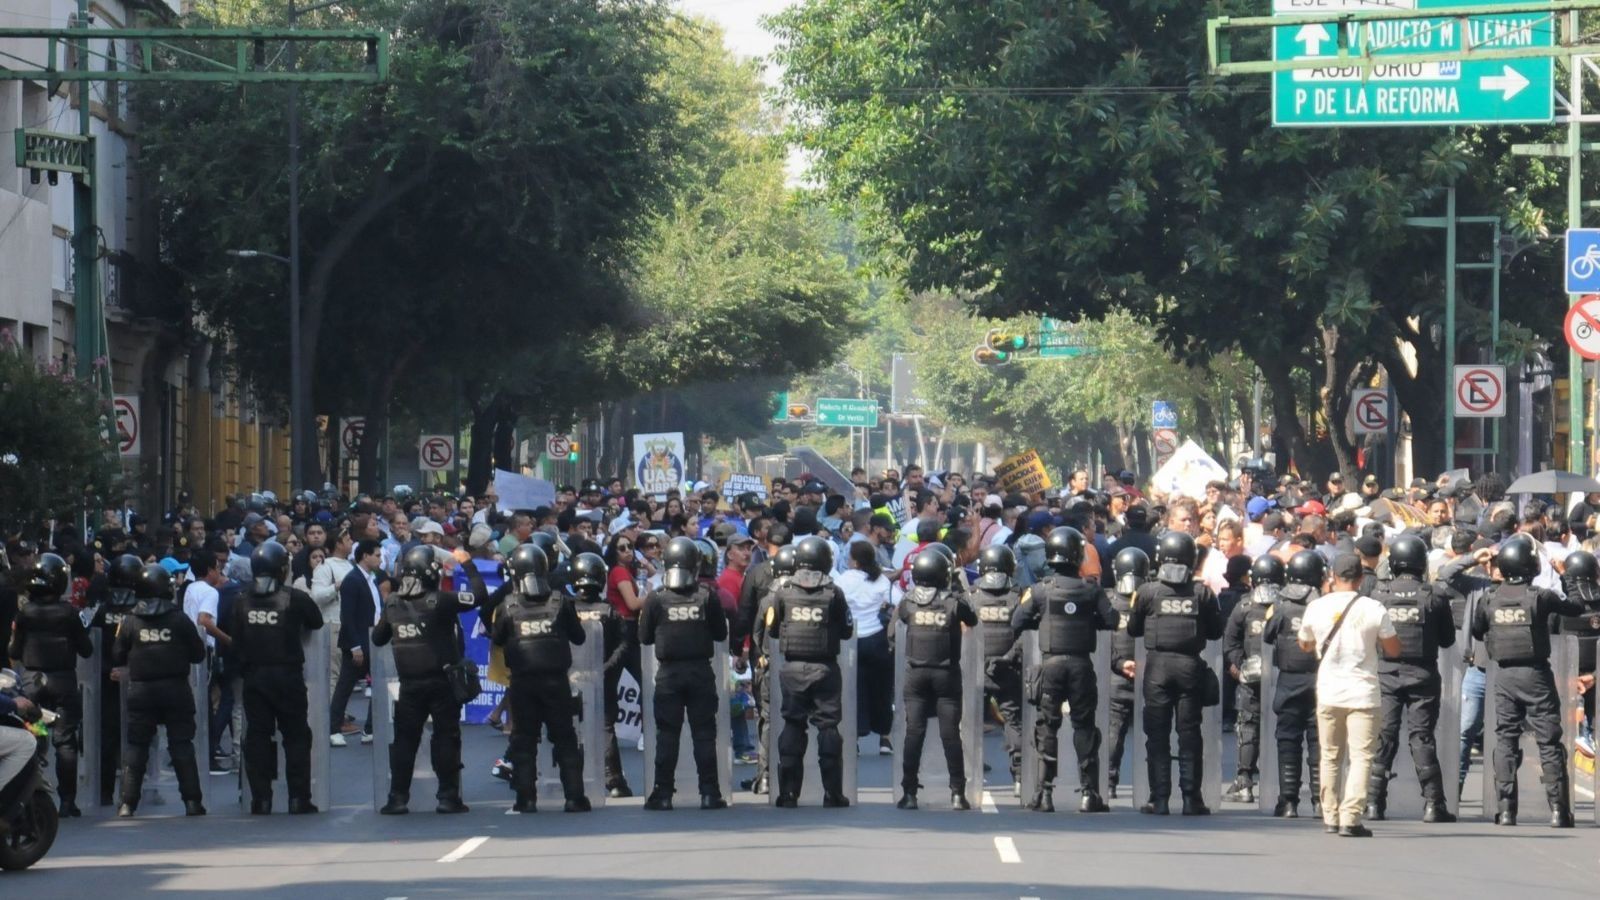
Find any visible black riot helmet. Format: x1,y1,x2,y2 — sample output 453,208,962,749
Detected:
528,532,561,566
976,545,1017,591
1563,550,1599,584
110,553,145,590
398,545,443,596
250,541,291,595
1495,535,1539,584
794,536,834,574
1044,527,1086,573
911,548,952,589
1387,534,1429,578
924,542,955,564
570,552,608,595
1112,547,1150,596
1154,531,1198,584
1286,550,1326,588
508,543,552,597
772,544,798,578
662,536,701,591
26,552,69,598
693,539,718,580
135,563,173,601
1250,554,1286,587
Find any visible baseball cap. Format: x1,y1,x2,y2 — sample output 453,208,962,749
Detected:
467,523,493,550
1294,499,1326,516
982,494,1003,510
413,519,445,537
1363,474,1380,487
158,556,190,575
1246,496,1276,520
726,531,755,546
608,512,636,536
1330,552,1363,581
1354,534,1383,558
801,480,827,495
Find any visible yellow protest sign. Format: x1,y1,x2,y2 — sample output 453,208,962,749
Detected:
995,449,1052,495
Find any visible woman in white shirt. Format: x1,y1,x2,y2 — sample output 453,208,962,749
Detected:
836,540,895,753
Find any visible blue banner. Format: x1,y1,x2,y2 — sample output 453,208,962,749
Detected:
454,558,505,725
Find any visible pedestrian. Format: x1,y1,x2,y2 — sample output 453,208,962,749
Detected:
1295,552,1400,837
330,540,382,746
837,538,894,755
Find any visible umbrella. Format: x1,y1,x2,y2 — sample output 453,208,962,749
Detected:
1504,470,1600,495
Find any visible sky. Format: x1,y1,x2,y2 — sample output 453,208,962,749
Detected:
675,0,795,82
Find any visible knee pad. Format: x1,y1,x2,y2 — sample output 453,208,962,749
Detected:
816,730,844,758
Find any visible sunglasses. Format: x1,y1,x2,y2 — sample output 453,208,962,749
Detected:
642,541,660,549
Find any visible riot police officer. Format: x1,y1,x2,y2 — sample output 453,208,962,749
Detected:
1011,527,1115,813
743,543,796,795
8,552,93,816
767,536,853,808
113,563,207,817
638,536,730,810
491,543,590,813
1105,546,1148,799
371,545,486,815
1561,551,1599,761
234,541,324,814
896,548,978,810
1264,549,1323,818
1126,530,1224,816
1469,535,1587,827
1221,555,1280,803
1366,534,1457,823
570,552,630,798
972,545,1024,794
91,553,143,807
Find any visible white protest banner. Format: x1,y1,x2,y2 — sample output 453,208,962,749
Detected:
493,468,555,511
633,432,687,499
1150,439,1229,501
721,473,767,502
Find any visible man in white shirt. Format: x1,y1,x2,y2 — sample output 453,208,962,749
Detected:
182,555,227,651
1297,553,1401,837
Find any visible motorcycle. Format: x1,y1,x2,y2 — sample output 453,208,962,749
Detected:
0,668,59,871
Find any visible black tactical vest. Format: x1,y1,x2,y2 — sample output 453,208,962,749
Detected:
1142,583,1205,654
237,590,304,669
904,588,960,668
1033,575,1099,656
653,587,715,663
123,608,196,681
385,593,455,679
17,598,81,671
1483,584,1545,665
777,585,835,661
1242,599,1268,659
1271,597,1319,674
1373,576,1435,663
972,588,1019,659
501,595,571,675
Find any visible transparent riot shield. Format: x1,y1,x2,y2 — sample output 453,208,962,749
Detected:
76,628,102,809
892,624,984,810
235,628,332,812
1018,632,1112,804
536,618,607,807
765,637,858,806
1480,636,1579,821
641,643,732,802
192,655,210,792
1131,641,1222,810
369,640,401,810
1552,635,1587,823
1379,653,1463,821
1256,653,1279,814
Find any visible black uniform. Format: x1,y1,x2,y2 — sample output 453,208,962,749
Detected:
1011,574,1114,797
1106,589,1137,793
896,586,978,795
1368,575,1456,813
738,559,777,786
112,604,207,808
232,587,323,808
973,584,1023,783
574,594,628,793
767,579,853,801
9,594,93,808
370,581,482,809
1125,580,1224,806
491,592,587,805
1263,586,1321,809
1222,587,1270,788
1469,582,1585,817
638,583,728,800
89,599,135,806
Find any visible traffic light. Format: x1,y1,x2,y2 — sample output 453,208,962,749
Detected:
787,404,812,419
972,345,1010,367
567,440,580,463
986,328,1029,353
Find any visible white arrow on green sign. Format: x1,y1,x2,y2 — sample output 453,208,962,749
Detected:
815,397,880,427
1272,0,1553,127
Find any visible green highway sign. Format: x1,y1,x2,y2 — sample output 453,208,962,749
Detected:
1272,0,1553,127
771,391,790,423
1039,318,1097,359
816,397,880,428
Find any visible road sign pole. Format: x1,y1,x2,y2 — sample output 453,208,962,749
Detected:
1445,186,1457,471
1569,14,1588,475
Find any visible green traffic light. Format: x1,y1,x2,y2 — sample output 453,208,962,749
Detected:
1008,335,1025,350
568,451,579,462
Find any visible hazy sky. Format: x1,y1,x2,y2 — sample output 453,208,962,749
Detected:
675,0,795,79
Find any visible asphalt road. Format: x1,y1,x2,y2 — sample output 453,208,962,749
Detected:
6,700,1597,898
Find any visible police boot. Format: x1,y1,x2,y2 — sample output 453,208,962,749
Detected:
951,782,972,811
1223,775,1253,804
250,793,273,815
607,782,633,799
1494,783,1517,827
117,765,141,818
897,787,918,810
1307,752,1322,816
1027,788,1054,812
643,789,673,811
380,792,409,815
775,761,802,808
1274,753,1301,818
1364,778,1386,821
558,754,589,812
700,793,728,810
436,776,470,815
287,798,318,815
1107,772,1119,800
58,795,80,818
1545,773,1575,828
820,752,848,807
1079,789,1110,813
1419,767,1454,823
512,793,537,814
184,799,207,817
1179,759,1209,816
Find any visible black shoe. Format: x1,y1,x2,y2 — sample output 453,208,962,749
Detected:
436,797,470,814
250,798,272,815
184,800,207,817
1552,807,1575,828
1080,790,1110,813
823,792,850,808
1338,824,1373,838
59,800,81,818
117,802,136,818
744,775,768,795
1421,801,1455,823
1028,789,1055,812
1273,798,1299,818
566,797,592,813
700,794,728,810
897,792,918,810
951,791,972,811
1139,797,1170,815
1222,777,1253,803
380,795,409,815
1181,794,1210,816
1495,811,1517,827
1107,780,1119,800
775,794,798,808
1324,822,1339,834
513,796,536,814
287,798,318,815
1366,798,1386,821
644,792,673,811
607,784,633,799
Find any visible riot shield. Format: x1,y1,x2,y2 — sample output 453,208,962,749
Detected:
891,623,984,810
192,655,210,792
235,628,332,812
1131,641,1222,810
76,628,101,809
765,636,858,806
536,618,607,807
1378,653,1463,821
368,640,401,810
1480,636,1580,821
1018,632,1112,804
641,644,732,802
1256,652,1278,814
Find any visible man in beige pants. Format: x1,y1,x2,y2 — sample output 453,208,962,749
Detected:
1297,553,1400,837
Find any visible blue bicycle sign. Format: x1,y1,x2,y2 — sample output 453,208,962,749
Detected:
1566,229,1600,293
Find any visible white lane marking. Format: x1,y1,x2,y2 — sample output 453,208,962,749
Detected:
994,835,1021,864
981,791,999,814
437,836,490,863
1021,896,1042,899
384,896,409,900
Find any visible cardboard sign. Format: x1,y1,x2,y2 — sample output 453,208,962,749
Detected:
1150,439,1229,501
493,468,555,511
633,432,686,499
721,473,767,502
995,449,1053,495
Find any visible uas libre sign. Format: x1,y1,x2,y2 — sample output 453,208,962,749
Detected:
995,449,1052,495
633,432,686,499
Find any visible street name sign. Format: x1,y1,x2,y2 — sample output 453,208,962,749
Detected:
816,397,880,428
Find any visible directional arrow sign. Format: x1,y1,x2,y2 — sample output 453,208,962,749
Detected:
1272,0,1553,127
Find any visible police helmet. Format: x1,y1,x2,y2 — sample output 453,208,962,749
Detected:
135,563,174,600
1045,527,1086,570
923,542,955,564
1563,550,1599,584
25,552,69,597
911,549,952,589
1286,550,1326,588
250,541,291,595
662,536,701,591
1154,531,1198,584
975,545,1016,590
508,543,551,597
570,552,608,594
794,536,833,574
528,532,561,566
1495,536,1539,584
399,545,443,594
772,545,798,578
1387,534,1429,578
693,538,718,580
1249,554,1286,587
110,553,145,591
1112,546,1150,596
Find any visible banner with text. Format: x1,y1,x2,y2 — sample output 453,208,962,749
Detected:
721,473,768,503
633,432,687,499
995,449,1053,495
1151,439,1229,501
